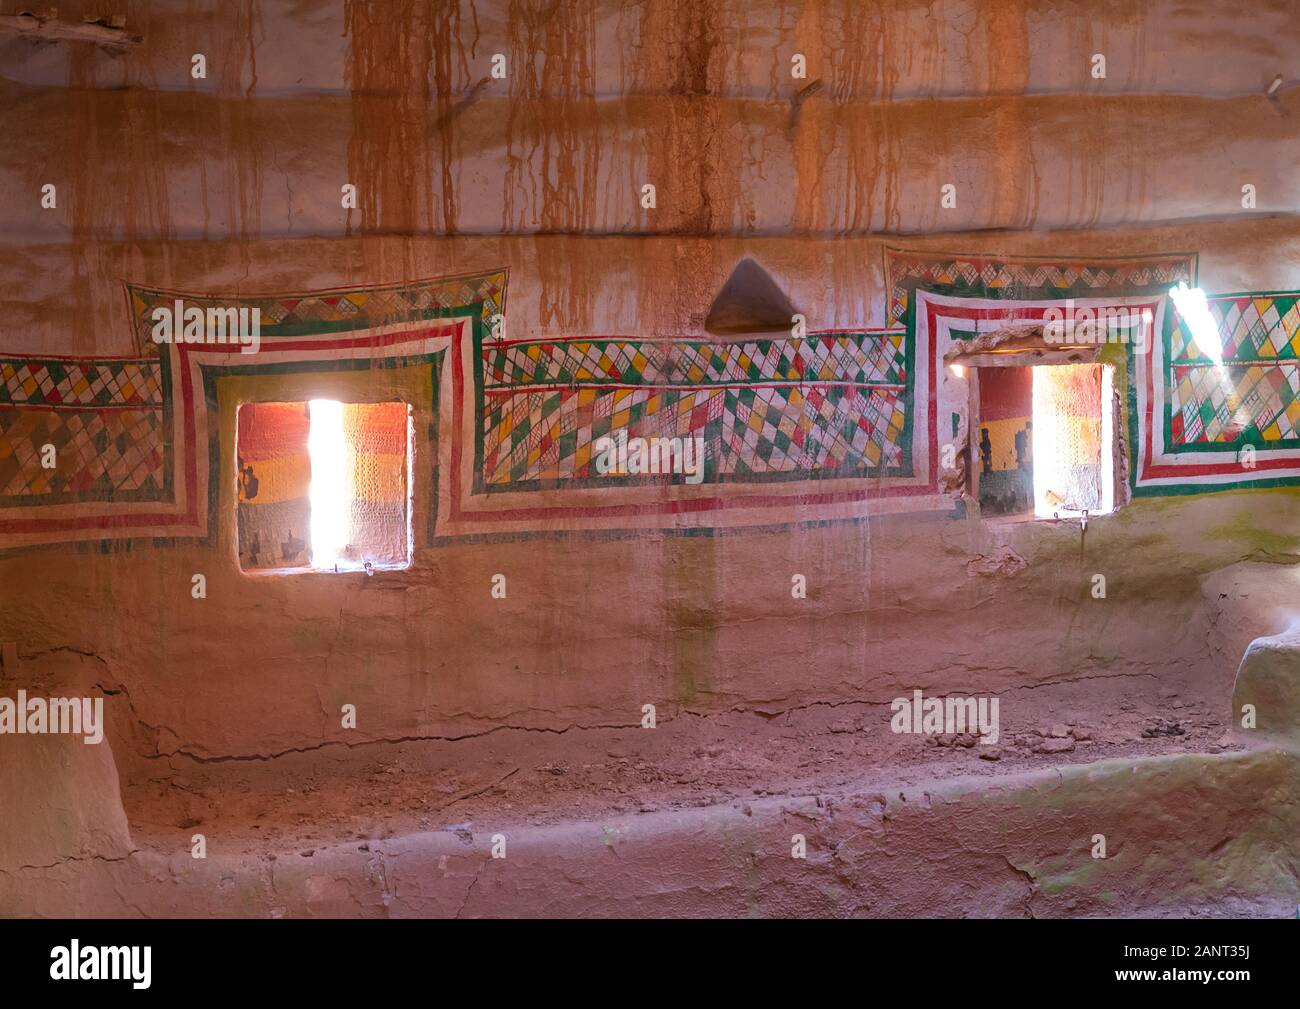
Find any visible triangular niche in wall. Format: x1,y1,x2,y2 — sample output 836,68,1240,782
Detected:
703,258,798,336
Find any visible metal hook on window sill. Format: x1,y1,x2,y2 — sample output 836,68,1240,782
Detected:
1050,508,1089,532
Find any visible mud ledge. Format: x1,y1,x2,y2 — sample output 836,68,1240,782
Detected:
4,745,1295,918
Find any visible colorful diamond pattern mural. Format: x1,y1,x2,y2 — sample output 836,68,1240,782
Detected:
480,332,909,487
1167,294,1300,447
0,407,164,501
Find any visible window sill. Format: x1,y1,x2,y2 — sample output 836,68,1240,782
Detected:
239,562,411,578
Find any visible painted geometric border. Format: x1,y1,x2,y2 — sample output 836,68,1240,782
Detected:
1165,291,1300,450
0,357,169,507
435,318,947,538
12,259,1288,550
192,329,453,549
885,247,1197,327
475,329,915,493
166,317,462,548
0,273,505,550
0,357,164,410
125,270,507,354
0,355,179,547
913,288,1165,505
884,248,1297,499
1131,288,1300,494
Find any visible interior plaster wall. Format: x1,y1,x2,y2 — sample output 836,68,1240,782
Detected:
1,1,1298,768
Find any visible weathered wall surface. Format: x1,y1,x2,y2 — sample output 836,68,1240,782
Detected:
3,0,1299,242
1,232,1296,765
5,221,1300,354
3,82,1298,244
1,1,1299,769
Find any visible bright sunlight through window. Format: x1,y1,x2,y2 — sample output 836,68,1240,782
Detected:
307,399,350,568
237,400,412,573
1031,364,1114,520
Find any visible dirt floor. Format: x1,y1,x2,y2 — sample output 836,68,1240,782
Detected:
119,668,1240,857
